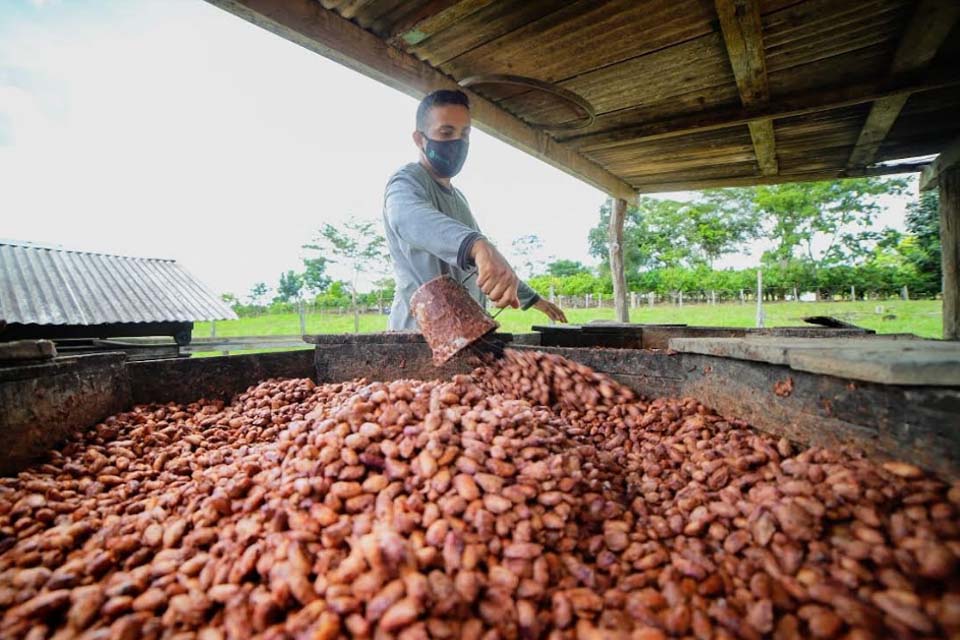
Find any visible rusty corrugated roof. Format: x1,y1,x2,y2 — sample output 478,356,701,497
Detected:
0,240,238,325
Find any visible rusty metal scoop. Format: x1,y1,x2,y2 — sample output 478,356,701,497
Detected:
410,275,499,365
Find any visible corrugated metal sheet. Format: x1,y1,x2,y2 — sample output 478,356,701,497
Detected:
0,241,238,326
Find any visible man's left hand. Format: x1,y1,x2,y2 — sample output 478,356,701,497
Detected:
533,298,567,323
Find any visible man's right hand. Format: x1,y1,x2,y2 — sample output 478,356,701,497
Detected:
470,239,520,309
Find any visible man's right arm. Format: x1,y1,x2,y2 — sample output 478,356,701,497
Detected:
385,174,520,308
384,174,481,270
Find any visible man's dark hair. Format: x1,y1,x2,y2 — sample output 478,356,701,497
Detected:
416,89,470,131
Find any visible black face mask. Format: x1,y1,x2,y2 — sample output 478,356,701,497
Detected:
420,134,469,178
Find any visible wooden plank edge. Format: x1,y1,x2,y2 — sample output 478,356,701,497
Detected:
788,348,960,387
636,162,924,193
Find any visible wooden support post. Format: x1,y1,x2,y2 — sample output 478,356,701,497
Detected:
942,166,960,340
609,197,629,323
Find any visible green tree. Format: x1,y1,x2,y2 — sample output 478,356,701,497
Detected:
547,259,590,277
302,256,332,296
248,282,269,308
275,270,304,303
589,193,759,276
692,188,760,267
304,219,388,333
755,177,907,268
901,189,941,296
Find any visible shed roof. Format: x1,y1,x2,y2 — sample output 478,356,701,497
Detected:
207,0,960,198
0,240,238,326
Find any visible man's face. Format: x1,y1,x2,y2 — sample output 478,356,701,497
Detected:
415,104,471,151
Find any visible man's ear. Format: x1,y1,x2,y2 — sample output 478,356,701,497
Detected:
412,130,424,150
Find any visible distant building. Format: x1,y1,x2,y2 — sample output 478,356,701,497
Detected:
0,240,236,345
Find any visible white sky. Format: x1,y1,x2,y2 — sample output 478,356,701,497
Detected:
0,0,917,299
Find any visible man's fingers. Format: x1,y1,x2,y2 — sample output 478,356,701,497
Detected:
487,280,509,305
490,282,519,309
477,267,492,288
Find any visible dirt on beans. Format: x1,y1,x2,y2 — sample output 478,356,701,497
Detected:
0,348,959,639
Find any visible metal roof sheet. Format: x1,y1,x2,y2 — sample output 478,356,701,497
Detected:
0,240,238,326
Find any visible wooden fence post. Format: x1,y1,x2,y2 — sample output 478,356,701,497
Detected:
756,269,765,328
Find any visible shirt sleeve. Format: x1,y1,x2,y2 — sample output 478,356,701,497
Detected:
385,173,480,269
517,280,541,310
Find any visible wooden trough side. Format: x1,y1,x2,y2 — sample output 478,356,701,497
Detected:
0,350,316,476
0,353,130,476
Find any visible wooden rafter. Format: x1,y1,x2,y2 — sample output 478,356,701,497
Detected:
204,0,637,201
568,65,960,153
636,161,925,194
715,0,777,175
847,0,960,168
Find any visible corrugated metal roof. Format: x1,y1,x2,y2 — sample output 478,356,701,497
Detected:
0,240,238,325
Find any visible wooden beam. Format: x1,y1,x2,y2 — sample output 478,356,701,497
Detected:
569,65,960,152
715,0,777,175
203,0,637,202
942,166,960,340
635,161,925,193
609,198,629,323
847,0,960,167
920,135,960,191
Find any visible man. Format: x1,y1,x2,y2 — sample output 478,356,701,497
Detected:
383,89,567,330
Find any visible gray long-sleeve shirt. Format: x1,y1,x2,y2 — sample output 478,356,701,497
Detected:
383,162,539,330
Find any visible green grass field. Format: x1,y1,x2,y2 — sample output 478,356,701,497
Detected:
194,299,942,343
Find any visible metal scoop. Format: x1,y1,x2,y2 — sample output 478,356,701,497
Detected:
410,274,500,365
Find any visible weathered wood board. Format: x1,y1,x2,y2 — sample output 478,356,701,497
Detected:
789,348,960,386
0,340,57,362
669,335,959,386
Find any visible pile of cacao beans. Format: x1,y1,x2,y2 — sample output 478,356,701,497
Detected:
0,349,958,639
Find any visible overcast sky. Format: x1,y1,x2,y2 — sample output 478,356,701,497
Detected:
1,0,918,299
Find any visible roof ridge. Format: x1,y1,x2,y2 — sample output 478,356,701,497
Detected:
0,239,176,262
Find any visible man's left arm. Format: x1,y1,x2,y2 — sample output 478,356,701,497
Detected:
517,282,539,311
